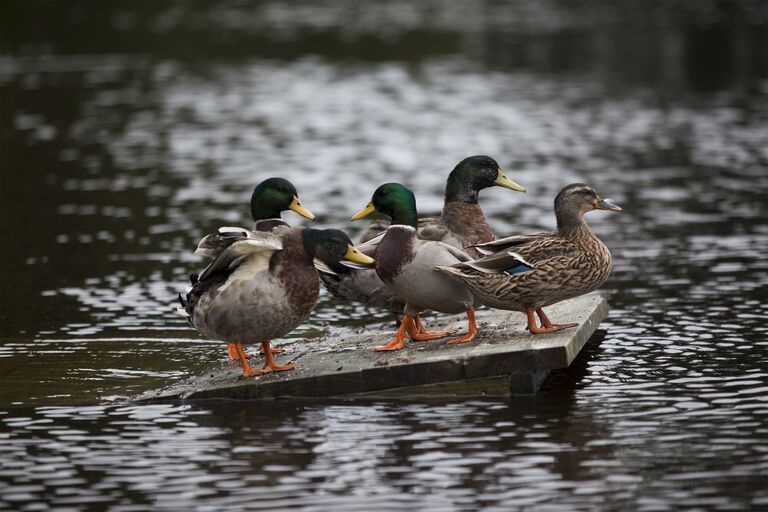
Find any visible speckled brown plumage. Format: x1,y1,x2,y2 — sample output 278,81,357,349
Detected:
437,183,620,315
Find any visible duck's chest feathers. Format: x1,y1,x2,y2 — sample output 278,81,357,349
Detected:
376,226,416,284
561,229,613,291
272,246,321,317
441,202,494,250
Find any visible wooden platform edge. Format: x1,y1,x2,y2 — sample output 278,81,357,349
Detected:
131,297,609,402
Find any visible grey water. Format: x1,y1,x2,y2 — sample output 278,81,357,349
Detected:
1,1,767,509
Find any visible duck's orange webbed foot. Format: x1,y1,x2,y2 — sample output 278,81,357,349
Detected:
446,308,478,344
536,308,577,332
526,307,578,334
259,345,284,355
407,315,455,341
375,316,409,351
227,343,252,361
235,342,298,377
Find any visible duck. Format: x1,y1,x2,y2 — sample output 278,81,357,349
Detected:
317,155,525,326
357,155,526,254
179,227,374,376
435,183,621,334
351,182,531,351
192,177,316,360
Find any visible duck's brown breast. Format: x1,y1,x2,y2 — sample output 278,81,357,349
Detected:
376,227,416,284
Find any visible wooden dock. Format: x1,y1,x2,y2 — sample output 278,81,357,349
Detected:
134,295,608,402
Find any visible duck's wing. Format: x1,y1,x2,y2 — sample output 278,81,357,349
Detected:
444,250,534,275
197,230,283,282
193,226,252,259
473,231,576,262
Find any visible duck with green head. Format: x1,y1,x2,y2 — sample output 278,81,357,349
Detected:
179,227,374,376
436,183,621,333
193,177,316,360
319,155,525,331
351,182,531,351
357,155,526,255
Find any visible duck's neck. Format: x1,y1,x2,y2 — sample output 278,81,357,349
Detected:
442,201,494,245
444,180,480,205
389,205,418,229
253,218,287,232
556,206,593,240
250,201,284,222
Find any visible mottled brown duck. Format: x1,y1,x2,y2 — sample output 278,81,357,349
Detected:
436,183,620,334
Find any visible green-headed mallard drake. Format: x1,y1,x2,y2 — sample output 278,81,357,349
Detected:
196,177,315,258
351,182,531,351
317,155,525,325
193,177,315,360
436,183,620,334
179,227,374,376
357,155,526,255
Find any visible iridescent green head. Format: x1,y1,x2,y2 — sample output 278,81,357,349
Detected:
250,177,315,221
351,183,418,228
444,155,525,204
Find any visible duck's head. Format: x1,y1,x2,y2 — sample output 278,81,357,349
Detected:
351,183,418,228
302,228,374,271
250,177,316,221
555,183,621,230
445,155,525,204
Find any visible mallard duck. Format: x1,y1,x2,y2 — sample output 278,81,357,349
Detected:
436,183,621,334
318,155,525,326
351,183,531,351
193,177,315,360
179,227,374,376
357,155,526,254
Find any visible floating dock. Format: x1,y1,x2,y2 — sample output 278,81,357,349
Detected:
135,295,608,402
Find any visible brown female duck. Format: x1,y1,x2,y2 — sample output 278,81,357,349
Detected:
437,183,620,334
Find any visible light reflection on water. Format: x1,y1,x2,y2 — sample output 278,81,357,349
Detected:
1,0,767,509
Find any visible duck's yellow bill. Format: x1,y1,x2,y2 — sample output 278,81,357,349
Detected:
494,169,526,192
351,201,376,221
344,244,375,264
289,196,316,220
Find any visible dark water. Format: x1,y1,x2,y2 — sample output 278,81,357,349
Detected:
1,1,767,509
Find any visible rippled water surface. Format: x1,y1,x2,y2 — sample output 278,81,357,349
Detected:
1,1,767,509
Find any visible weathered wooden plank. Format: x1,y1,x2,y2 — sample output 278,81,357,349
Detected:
133,294,608,402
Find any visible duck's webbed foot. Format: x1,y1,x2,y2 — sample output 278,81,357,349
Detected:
375,316,409,351
526,307,578,334
407,315,455,341
236,341,298,376
227,343,252,361
259,345,284,355
446,308,478,344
